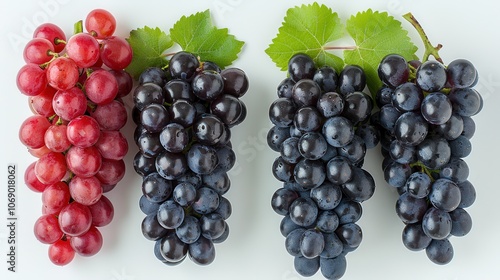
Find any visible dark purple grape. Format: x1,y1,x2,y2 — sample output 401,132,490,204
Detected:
221,67,249,98
378,54,410,88
133,83,164,111
447,59,477,89
164,79,195,103
169,51,199,81
416,60,447,92
338,65,366,95
192,71,224,101
288,53,316,82
313,66,338,93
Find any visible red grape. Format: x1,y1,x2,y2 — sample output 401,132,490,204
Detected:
29,86,56,117
46,57,79,91
66,33,100,68
110,69,133,98
34,214,63,244
84,69,119,105
23,38,55,64
90,100,127,130
19,115,51,149
33,23,66,53
34,152,67,185
41,181,70,215
52,87,88,121
16,63,47,96
100,36,133,70
65,146,102,178
95,159,126,186
28,145,52,158
70,226,103,256
48,239,75,266
85,9,116,39
95,130,128,160
25,162,49,192
66,115,101,147
69,176,103,206
44,124,71,153
88,195,114,227
58,202,92,237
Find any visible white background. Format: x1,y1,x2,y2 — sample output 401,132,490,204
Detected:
0,0,499,279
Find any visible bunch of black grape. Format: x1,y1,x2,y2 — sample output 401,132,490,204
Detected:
373,54,482,265
132,51,248,266
267,53,379,279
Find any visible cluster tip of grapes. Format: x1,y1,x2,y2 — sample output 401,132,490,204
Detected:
374,52,481,265
268,53,380,279
132,51,249,266
16,9,133,266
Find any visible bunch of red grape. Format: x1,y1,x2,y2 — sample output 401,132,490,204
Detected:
16,9,133,265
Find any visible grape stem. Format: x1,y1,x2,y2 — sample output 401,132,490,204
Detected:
403,13,443,64
74,20,83,34
410,161,439,182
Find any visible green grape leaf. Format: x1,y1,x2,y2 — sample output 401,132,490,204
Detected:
344,9,418,94
170,10,244,69
126,26,173,79
265,3,345,73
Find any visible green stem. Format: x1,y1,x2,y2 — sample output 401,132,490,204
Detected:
403,13,443,64
409,161,439,181
73,20,83,34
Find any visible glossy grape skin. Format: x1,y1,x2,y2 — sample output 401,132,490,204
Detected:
294,106,323,132
34,23,66,52
100,36,133,70
169,51,199,81
429,178,461,212
426,239,454,265
156,151,188,180
322,116,354,148
402,223,432,251
157,200,185,229
293,159,326,189
417,136,451,170
313,66,338,93
338,65,366,95
188,236,216,265
342,92,372,124
448,88,482,117
292,79,321,107
378,54,410,88
300,229,325,259
416,60,447,92
289,197,318,227
394,112,428,146
447,59,477,89
271,188,298,215
395,192,428,224
288,53,316,82
317,91,344,118
421,92,453,125
133,83,164,111
392,82,423,112
85,8,116,39
221,67,249,98
422,207,452,240
192,71,224,101
277,77,295,98
269,98,297,127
